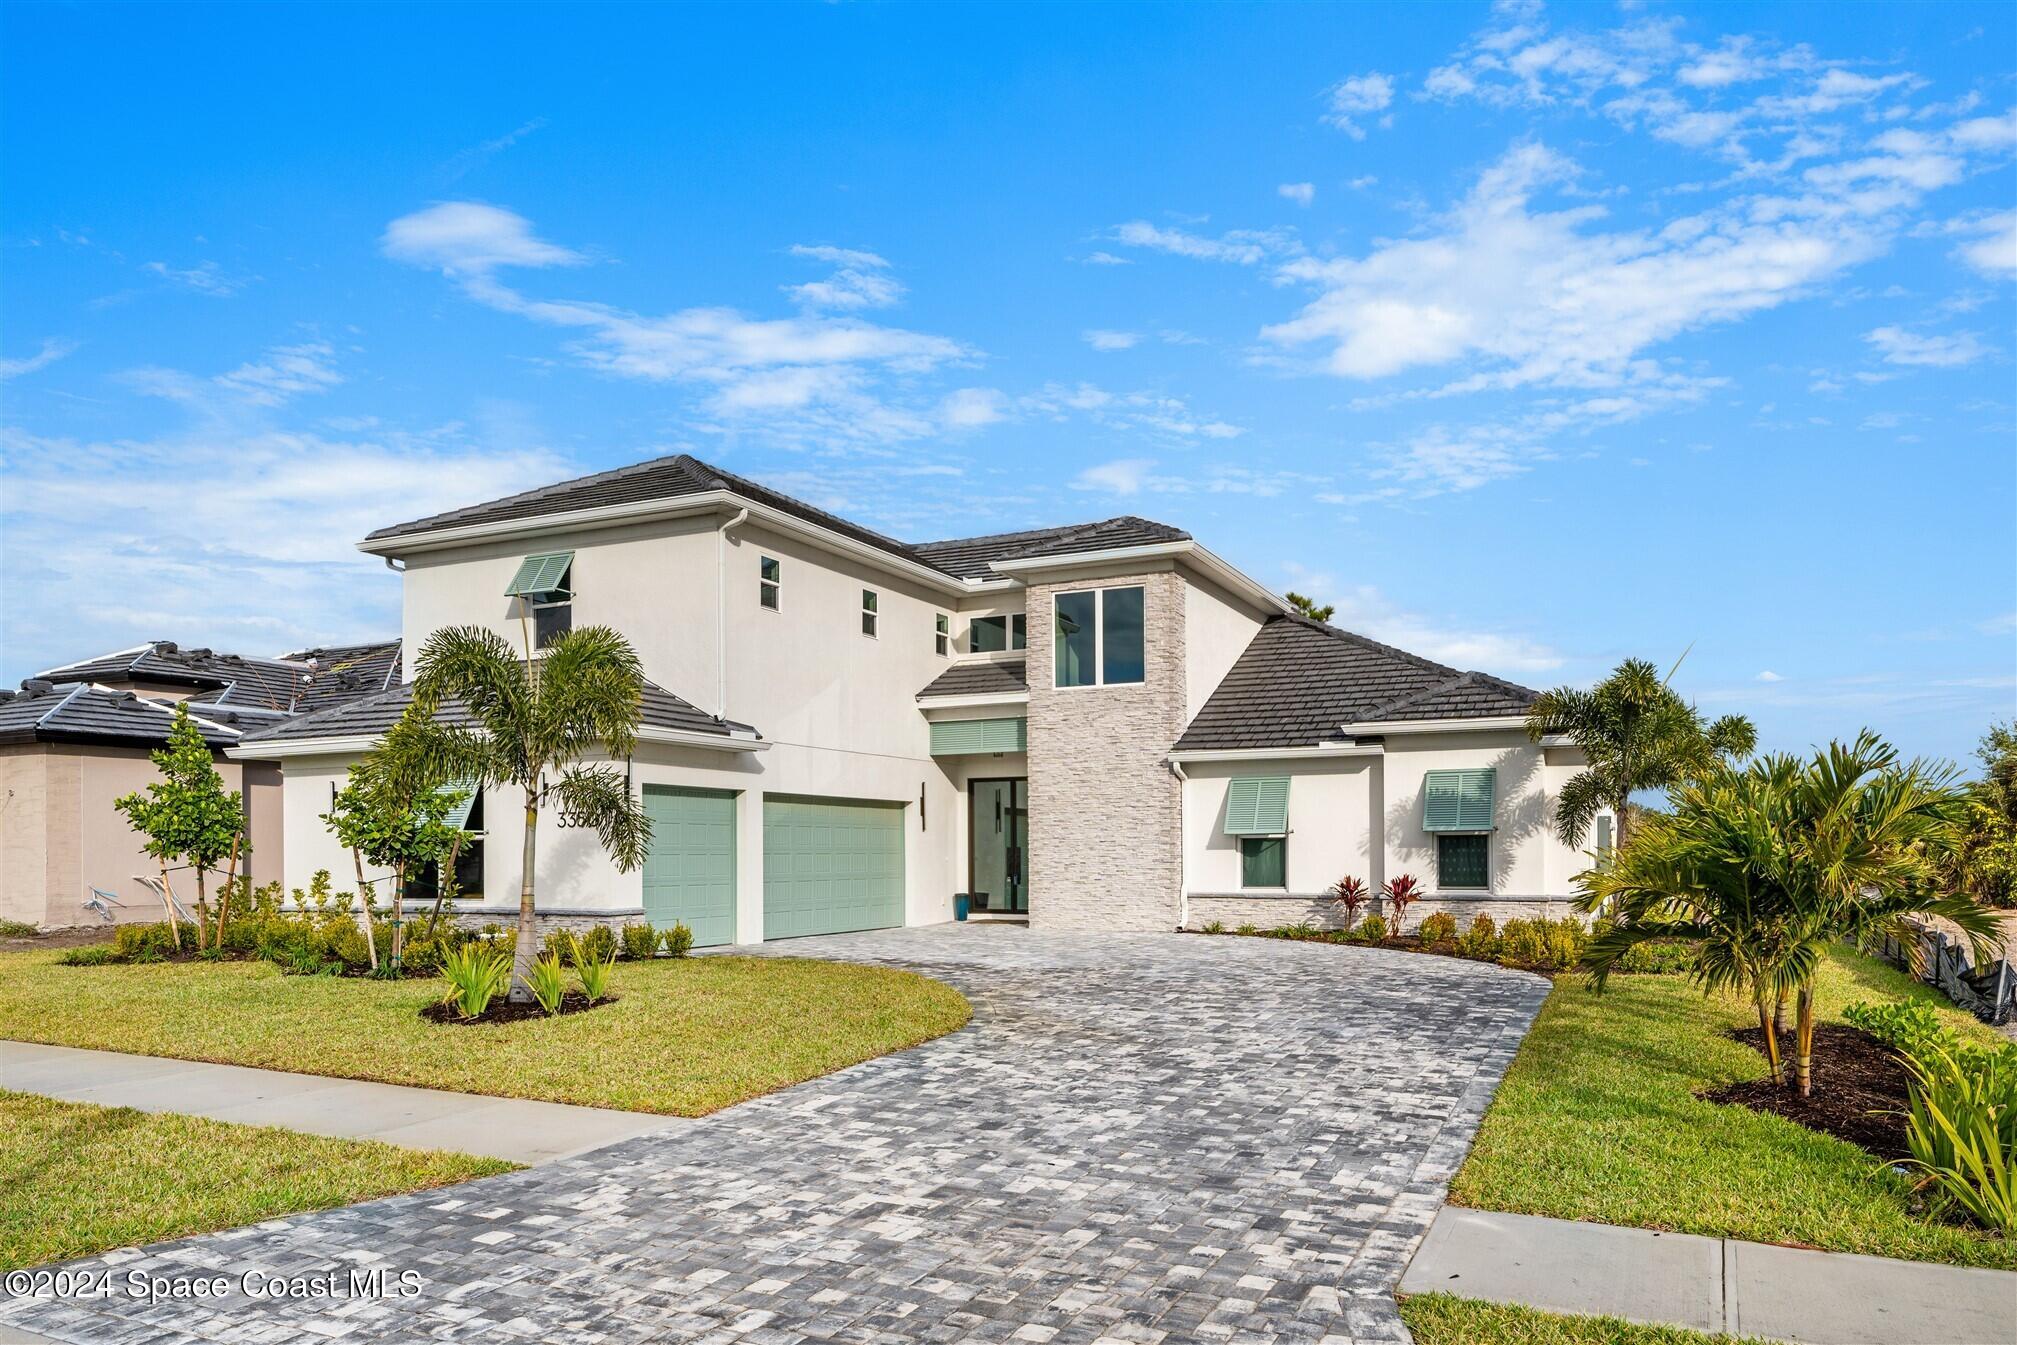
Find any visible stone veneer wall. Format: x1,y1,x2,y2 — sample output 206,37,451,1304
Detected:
1026,569,1187,932
449,908,647,937
1186,893,1582,932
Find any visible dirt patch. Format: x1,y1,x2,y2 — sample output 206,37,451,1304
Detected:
1703,1023,1911,1160
420,991,617,1026
2,927,118,952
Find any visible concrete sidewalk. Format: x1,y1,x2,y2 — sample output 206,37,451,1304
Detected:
0,1040,681,1164
1401,1206,2017,1345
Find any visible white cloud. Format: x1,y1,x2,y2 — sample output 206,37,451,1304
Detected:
143,260,243,296
1073,458,1154,495
1756,669,1784,682
939,387,1007,429
1113,219,1293,265
1325,73,1395,139
1279,564,1564,673
1347,175,1379,190
1949,108,2017,151
1083,329,1141,351
1945,210,2017,278
0,338,78,381
1866,325,1990,367
1080,251,1133,266
214,343,346,406
1278,182,1316,207
1678,38,1767,89
783,245,903,310
380,201,585,274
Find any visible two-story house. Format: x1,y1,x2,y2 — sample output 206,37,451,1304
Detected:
235,454,1606,943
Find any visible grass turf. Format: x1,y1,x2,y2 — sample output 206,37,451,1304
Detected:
1449,946,2014,1269
1400,1294,1762,1344
0,951,971,1115
0,1090,509,1271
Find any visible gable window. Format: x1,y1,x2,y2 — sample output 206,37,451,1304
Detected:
935,613,950,657
505,552,574,649
1423,768,1495,891
759,556,781,610
1053,586,1146,688
968,613,1026,653
1241,837,1287,888
861,589,879,638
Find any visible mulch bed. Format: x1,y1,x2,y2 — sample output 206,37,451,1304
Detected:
420,991,617,1026
1703,1023,1912,1161
5,927,118,951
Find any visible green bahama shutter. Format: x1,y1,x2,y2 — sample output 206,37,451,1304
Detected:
1224,776,1291,836
1423,768,1496,832
929,717,1027,755
505,552,574,601
440,781,480,831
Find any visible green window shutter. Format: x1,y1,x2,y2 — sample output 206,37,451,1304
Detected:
505,552,574,601
440,781,480,831
930,717,1027,755
1423,768,1496,832
1224,776,1291,835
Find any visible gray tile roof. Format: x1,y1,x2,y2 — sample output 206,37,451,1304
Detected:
912,517,1190,580
38,642,309,711
240,677,757,746
0,682,242,749
1173,617,1538,752
282,641,403,713
917,659,1028,699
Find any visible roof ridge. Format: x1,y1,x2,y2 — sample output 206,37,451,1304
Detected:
38,642,158,675
366,454,696,540
35,682,92,730
1273,614,1465,680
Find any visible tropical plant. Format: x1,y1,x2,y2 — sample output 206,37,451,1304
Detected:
567,932,616,1002
1844,998,1953,1061
1943,721,2017,908
1525,656,1757,852
1285,591,1335,623
1382,873,1422,934
112,704,244,951
1330,875,1368,931
1898,1045,2017,1234
659,922,694,958
527,952,569,1015
439,943,512,1019
1581,731,2000,1097
369,624,651,1001
322,770,467,973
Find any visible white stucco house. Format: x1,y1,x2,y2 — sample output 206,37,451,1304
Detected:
234,454,1606,944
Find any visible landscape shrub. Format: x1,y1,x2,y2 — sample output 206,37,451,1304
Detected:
112,922,188,962
528,953,569,1015
659,922,694,958
1416,912,1458,945
0,918,39,938
1496,917,1588,972
1844,998,1953,1060
57,945,117,966
567,932,616,1002
620,922,659,960
1613,939,1696,974
546,924,616,964
1453,914,1499,959
1356,913,1388,943
1900,1045,2017,1234
439,944,511,1019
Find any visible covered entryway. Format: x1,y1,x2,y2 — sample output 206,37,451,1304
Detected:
641,786,737,947
762,795,905,940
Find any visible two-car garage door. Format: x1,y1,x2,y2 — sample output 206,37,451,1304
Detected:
641,787,904,946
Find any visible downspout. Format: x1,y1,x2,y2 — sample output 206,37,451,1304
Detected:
715,508,749,719
1169,759,1189,932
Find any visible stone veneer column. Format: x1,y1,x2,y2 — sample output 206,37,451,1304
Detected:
1024,569,1186,931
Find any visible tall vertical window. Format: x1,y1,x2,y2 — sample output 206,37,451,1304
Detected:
1053,586,1145,688
935,613,950,656
759,556,781,610
968,613,1027,653
861,588,879,637
505,552,574,650
1594,814,1614,856
1241,837,1287,888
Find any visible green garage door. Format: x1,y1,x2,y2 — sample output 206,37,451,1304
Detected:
762,795,905,940
642,786,737,948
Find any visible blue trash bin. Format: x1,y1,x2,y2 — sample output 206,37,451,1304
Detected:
954,893,971,922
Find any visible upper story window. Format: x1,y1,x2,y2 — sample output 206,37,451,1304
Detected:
969,613,1026,653
1054,585,1145,688
505,551,574,649
935,613,950,657
759,556,781,610
861,589,879,638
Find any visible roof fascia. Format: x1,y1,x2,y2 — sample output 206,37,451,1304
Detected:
1337,715,1531,735
1168,743,1383,763
990,540,1291,615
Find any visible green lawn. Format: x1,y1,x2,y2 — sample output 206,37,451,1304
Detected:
1400,1295,1761,1345
0,951,971,1115
1450,946,2013,1269
0,1090,509,1271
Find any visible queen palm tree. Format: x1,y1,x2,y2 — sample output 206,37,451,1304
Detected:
1582,732,1999,1097
373,624,651,1001
1526,655,1757,852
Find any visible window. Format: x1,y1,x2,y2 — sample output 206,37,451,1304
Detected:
759,556,781,610
1053,586,1145,688
532,581,572,648
404,788,484,906
505,552,574,650
1594,813,1614,856
1241,837,1287,888
861,588,879,638
935,613,950,657
1438,833,1489,889
968,613,1026,653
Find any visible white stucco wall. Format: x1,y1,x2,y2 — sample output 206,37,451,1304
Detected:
1182,574,1268,719
1181,755,1377,895
1380,731,1597,898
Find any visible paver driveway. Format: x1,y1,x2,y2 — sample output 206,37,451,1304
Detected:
0,927,1548,1345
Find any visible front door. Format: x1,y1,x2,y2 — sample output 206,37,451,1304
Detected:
968,778,1028,914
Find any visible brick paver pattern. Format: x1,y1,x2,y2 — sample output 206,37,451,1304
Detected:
0,926,1548,1345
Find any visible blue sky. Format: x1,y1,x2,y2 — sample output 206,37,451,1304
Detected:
3,0,2012,766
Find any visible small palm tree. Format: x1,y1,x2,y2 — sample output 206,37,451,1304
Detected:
1582,731,1999,1097
373,624,651,1001
1527,655,1756,852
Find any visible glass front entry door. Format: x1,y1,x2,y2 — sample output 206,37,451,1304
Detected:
968,778,1028,914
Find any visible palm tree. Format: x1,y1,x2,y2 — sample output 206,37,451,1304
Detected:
1527,655,1756,851
373,624,651,1001
1582,732,2000,1097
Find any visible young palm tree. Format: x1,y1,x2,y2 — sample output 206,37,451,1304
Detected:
373,624,651,1001
1526,655,1757,851
1582,732,1999,1098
